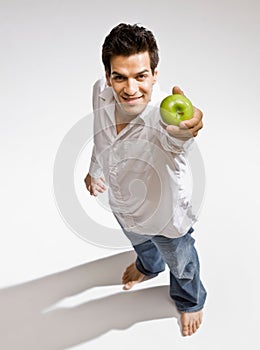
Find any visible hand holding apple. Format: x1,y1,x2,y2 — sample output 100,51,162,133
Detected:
160,94,194,126
160,86,203,139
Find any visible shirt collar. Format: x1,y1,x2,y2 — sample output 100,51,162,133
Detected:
99,84,114,103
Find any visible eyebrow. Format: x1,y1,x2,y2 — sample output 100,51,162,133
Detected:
111,69,150,77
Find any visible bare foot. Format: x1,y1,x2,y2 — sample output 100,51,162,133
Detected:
122,262,146,290
180,310,203,336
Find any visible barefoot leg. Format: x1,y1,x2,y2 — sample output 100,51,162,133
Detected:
180,310,203,336
122,262,146,290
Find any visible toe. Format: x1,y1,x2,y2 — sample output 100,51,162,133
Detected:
123,281,135,290
192,321,197,334
182,324,189,336
183,329,189,336
196,319,201,329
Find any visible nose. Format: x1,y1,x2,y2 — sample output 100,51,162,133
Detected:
124,79,138,96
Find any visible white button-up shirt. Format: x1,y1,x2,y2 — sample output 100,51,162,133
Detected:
89,78,196,238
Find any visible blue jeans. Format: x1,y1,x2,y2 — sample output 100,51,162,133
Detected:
121,226,207,313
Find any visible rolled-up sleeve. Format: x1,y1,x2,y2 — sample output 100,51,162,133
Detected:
88,78,106,179
88,145,103,179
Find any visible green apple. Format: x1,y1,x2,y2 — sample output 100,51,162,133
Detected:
160,94,194,126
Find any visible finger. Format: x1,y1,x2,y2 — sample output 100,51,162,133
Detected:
166,125,192,139
183,120,203,137
92,177,106,185
96,185,106,193
178,120,203,137
179,107,203,129
89,188,95,196
172,86,185,96
92,183,106,194
166,124,180,135
88,185,97,196
94,182,106,191
91,179,106,190
192,119,203,133
98,182,107,190
91,189,98,196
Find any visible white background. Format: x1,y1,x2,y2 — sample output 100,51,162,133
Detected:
1,0,260,349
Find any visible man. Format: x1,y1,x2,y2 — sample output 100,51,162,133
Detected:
84,23,206,337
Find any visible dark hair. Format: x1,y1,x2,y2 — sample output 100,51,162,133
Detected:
102,23,159,75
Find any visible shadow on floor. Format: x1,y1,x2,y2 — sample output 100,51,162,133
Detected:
0,250,179,349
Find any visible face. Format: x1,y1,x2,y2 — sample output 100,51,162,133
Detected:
106,51,158,118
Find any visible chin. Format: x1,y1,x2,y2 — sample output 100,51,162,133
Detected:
122,103,147,116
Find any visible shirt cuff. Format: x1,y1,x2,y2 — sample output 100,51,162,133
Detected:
88,161,103,179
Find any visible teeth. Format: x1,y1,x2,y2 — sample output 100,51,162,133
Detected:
124,97,141,101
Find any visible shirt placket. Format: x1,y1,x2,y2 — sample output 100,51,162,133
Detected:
110,129,136,230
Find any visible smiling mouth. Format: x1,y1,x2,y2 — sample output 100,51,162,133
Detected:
121,96,143,104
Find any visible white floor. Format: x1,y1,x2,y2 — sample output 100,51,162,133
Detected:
1,1,260,349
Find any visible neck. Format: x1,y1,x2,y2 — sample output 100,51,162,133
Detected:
115,103,137,124
115,104,137,134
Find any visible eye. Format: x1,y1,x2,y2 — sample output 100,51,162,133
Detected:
137,74,148,81
113,75,125,82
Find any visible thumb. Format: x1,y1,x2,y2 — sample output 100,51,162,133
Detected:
172,86,185,96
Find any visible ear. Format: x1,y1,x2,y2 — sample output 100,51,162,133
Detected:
105,71,112,86
152,68,158,84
